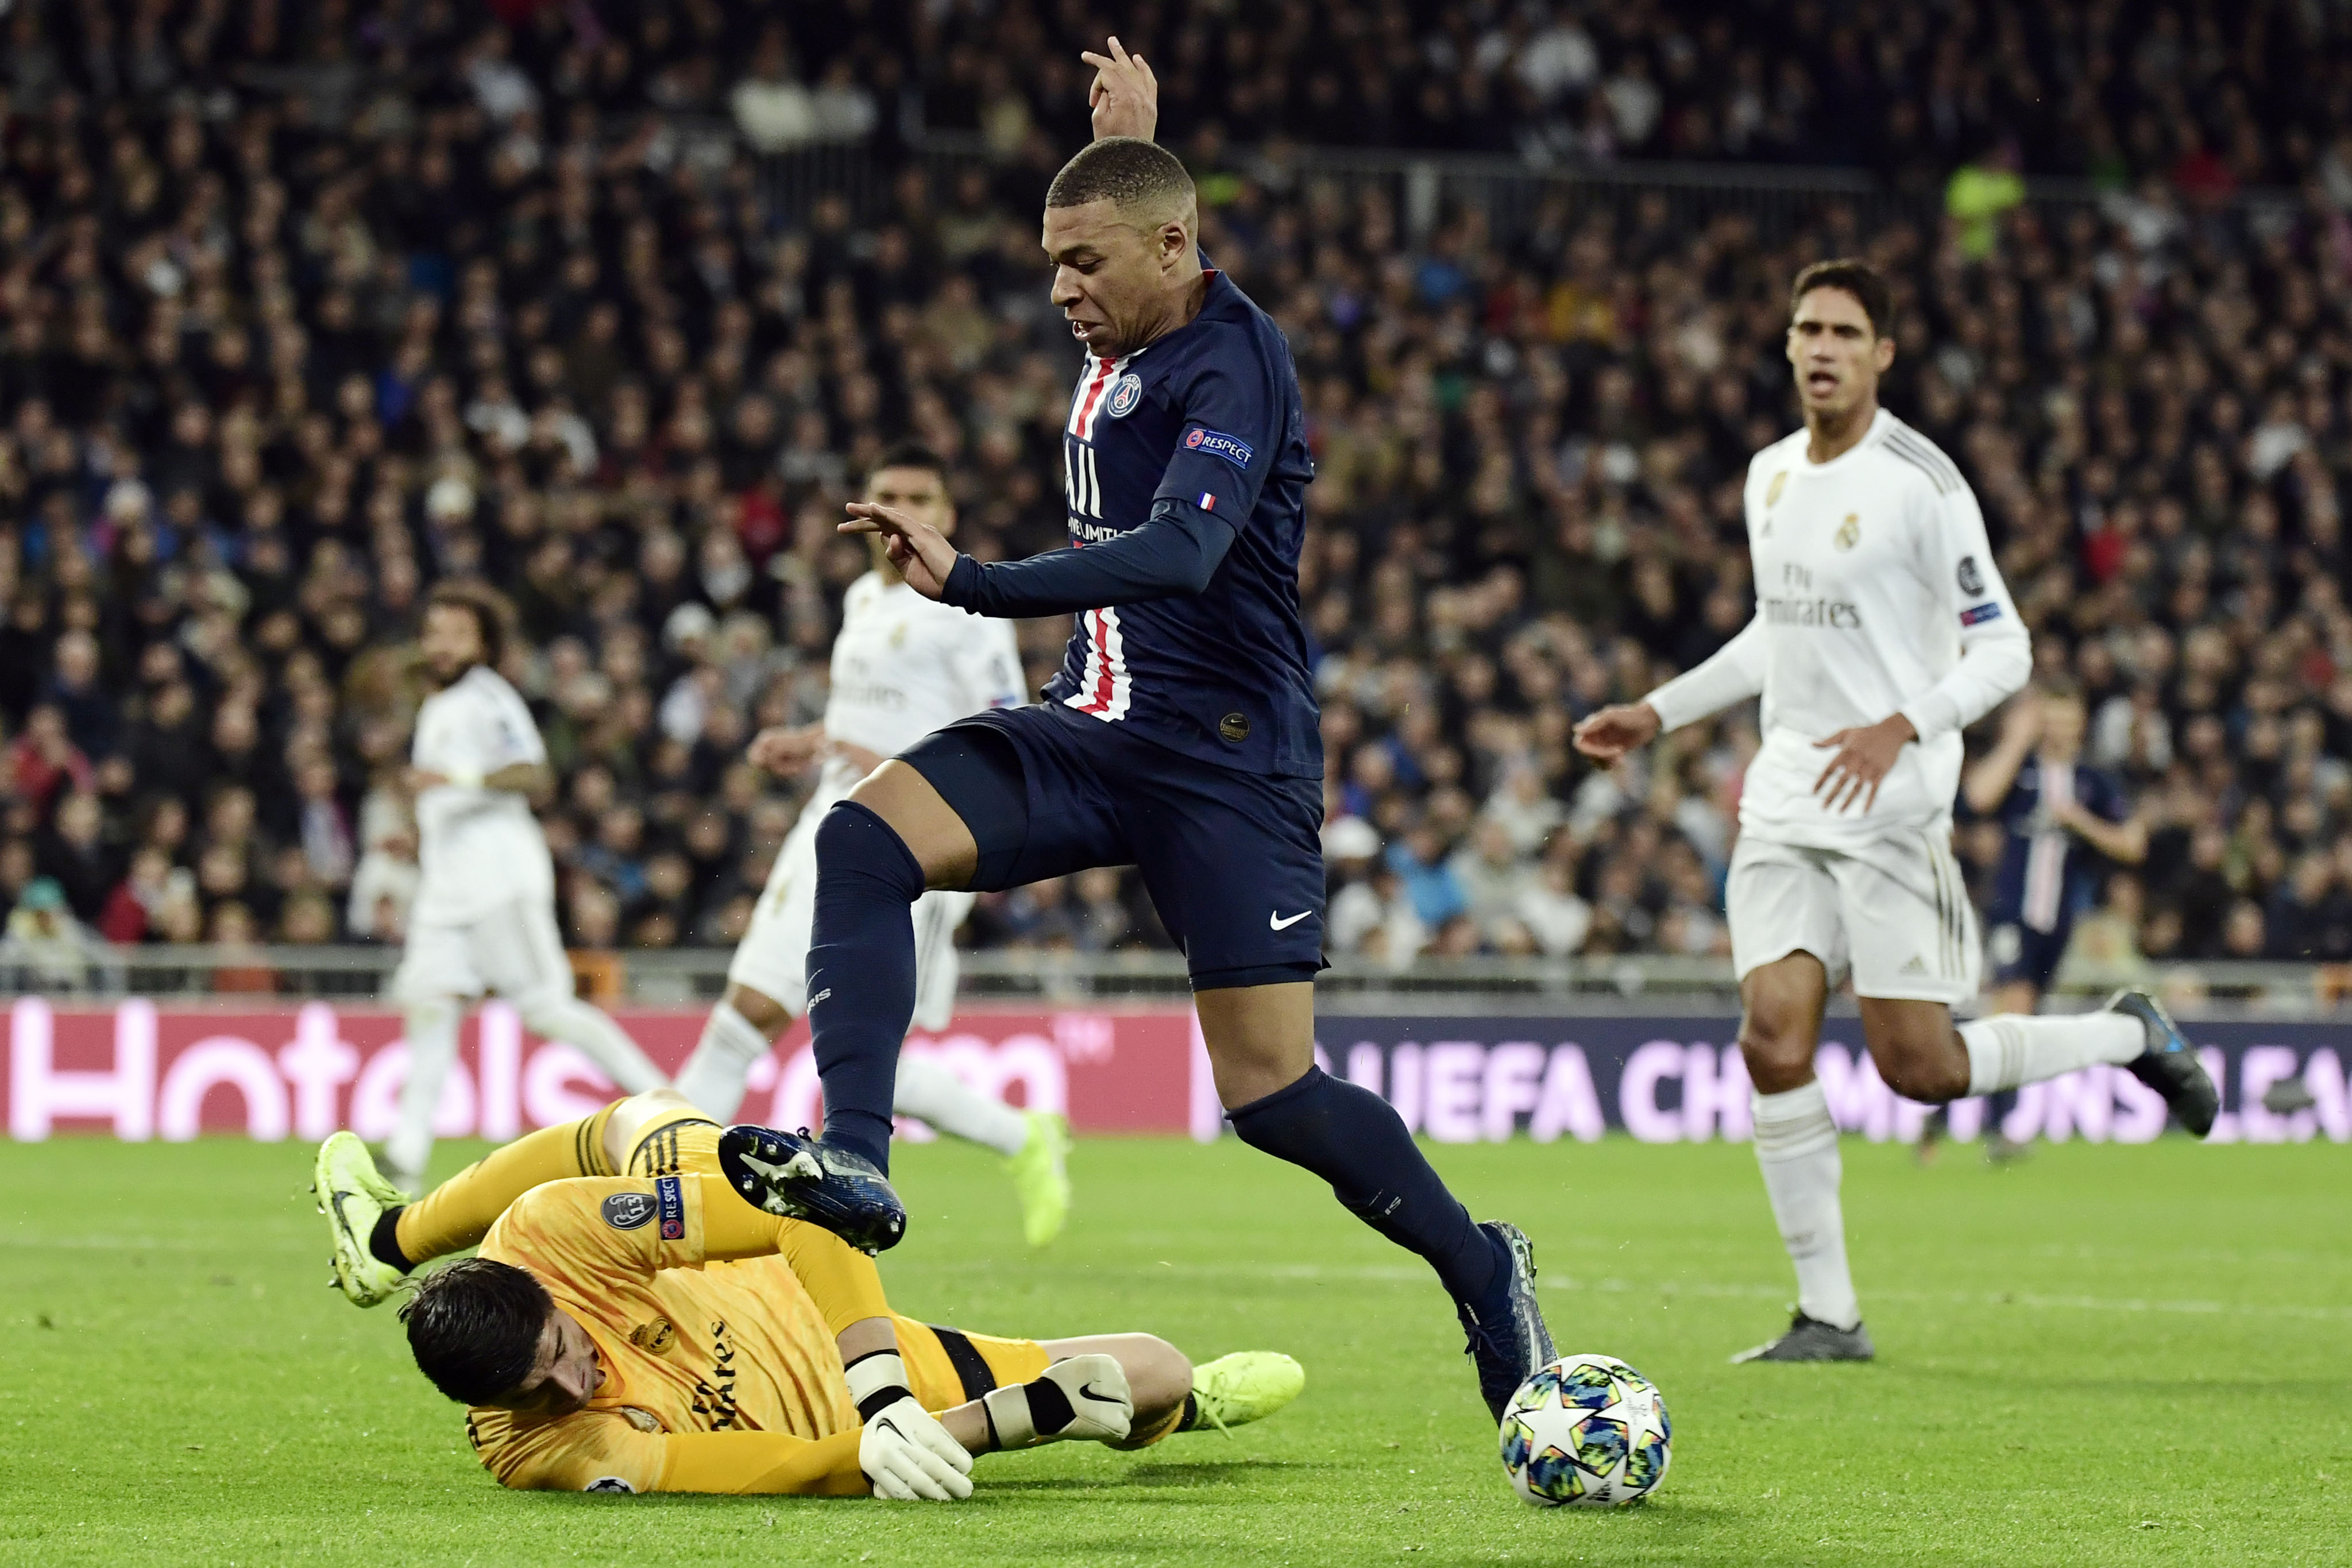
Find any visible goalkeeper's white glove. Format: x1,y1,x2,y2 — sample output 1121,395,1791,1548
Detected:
980,1353,1133,1448
845,1351,973,1501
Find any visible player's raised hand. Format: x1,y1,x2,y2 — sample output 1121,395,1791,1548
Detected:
1812,712,1918,814
841,501,959,600
1995,689,2043,751
1571,701,1662,763
1082,36,1158,142
745,723,825,776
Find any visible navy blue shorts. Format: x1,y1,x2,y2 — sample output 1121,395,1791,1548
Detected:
1986,918,2069,991
901,704,1325,990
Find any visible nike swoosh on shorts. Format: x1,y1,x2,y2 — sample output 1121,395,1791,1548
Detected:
1269,910,1311,930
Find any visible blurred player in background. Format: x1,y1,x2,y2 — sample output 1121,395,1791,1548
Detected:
1575,261,2216,1364
1918,678,2148,1161
312,1099,1300,1497
1963,679,2146,1014
721,41,1557,1424
670,443,1074,1246
383,584,666,1194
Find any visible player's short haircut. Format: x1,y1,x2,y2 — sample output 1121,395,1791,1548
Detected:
1790,258,1893,339
863,439,948,492
1045,136,1196,223
424,580,515,668
399,1257,553,1405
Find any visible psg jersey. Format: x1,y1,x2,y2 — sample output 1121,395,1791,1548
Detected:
1987,758,2129,933
1048,269,1320,779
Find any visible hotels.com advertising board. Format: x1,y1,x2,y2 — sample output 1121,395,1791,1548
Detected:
5,999,2347,1148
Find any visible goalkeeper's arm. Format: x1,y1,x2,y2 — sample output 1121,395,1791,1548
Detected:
497,1358,1136,1495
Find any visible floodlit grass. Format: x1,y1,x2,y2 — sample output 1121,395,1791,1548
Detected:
1,1131,2346,1566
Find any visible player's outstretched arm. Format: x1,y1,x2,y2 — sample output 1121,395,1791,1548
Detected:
841,501,959,598
1960,692,2041,814
845,499,1235,618
1082,36,1158,141
1577,613,1767,763
1571,701,1662,763
407,759,553,801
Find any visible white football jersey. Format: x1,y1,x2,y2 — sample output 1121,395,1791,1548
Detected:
408,665,555,924
819,571,1025,787
1648,408,2030,848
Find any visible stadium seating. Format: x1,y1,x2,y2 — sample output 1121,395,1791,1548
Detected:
1,1,2348,979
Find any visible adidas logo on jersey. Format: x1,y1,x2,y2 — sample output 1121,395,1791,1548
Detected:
1899,955,1927,975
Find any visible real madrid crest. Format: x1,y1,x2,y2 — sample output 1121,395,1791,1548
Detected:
1834,512,1860,551
1764,471,1788,507
1106,372,1144,419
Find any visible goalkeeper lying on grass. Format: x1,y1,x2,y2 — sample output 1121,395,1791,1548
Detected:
313,1089,1301,1497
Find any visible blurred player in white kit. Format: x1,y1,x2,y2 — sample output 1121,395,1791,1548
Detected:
384,583,667,1194
673,442,1075,1246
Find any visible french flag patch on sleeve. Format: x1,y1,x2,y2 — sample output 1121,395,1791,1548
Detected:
1196,492,1217,512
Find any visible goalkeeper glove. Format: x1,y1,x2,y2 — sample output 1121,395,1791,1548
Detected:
845,1350,973,1501
979,1353,1133,1448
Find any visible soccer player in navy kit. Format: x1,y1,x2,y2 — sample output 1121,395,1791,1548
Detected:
1963,680,2145,1015
719,41,1555,1422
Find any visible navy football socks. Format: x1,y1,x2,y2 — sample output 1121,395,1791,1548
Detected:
1227,1065,1500,1302
805,801,926,1173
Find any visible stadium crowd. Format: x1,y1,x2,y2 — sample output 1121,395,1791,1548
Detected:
2,0,2351,983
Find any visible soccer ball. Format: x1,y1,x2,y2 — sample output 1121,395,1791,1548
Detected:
1498,1352,1672,1507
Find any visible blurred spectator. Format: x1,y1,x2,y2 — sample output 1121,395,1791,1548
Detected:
99,845,176,945
0,876,105,991
37,788,117,921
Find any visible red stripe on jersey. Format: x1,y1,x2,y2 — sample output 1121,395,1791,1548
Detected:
1068,358,1116,438
1081,609,1114,713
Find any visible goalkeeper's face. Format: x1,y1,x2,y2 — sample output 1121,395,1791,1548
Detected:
1785,286,1895,421
489,1307,607,1418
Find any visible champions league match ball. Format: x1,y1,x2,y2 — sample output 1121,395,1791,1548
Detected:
1498,1353,1673,1507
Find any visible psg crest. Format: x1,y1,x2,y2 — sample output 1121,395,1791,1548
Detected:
1106,373,1144,418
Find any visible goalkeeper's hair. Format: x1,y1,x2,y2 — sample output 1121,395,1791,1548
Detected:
1045,136,1195,222
399,1257,553,1404
1789,258,1893,339
862,439,948,491
423,580,516,670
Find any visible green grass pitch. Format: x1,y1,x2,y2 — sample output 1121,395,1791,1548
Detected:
2,1132,2346,1566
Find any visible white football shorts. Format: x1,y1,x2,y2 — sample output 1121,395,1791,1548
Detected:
727,780,973,1033
389,895,577,1013
1725,827,1980,1006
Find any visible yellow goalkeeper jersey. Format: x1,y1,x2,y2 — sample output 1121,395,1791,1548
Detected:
466,1172,868,1495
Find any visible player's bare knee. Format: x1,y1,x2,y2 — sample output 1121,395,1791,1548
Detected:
1738,1024,1814,1095
840,761,978,889
1111,1334,1192,1418
1737,997,1818,1094
1872,1034,1971,1104
1860,1001,1969,1103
